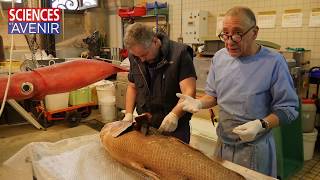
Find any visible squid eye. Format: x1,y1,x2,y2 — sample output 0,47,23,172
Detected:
21,82,34,95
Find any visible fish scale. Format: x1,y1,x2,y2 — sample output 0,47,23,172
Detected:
100,121,245,180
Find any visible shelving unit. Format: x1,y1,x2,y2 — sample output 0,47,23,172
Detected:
120,14,169,48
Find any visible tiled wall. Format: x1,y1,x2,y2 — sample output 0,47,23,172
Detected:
0,15,28,49
1,0,319,63
140,0,320,66
0,0,129,59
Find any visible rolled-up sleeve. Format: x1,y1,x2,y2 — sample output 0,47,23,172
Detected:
205,57,217,97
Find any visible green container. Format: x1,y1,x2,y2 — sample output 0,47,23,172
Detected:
147,8,169,16
273,103,304,180
69,87,92,106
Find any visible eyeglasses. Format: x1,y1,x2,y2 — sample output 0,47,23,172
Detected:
218,25,256,43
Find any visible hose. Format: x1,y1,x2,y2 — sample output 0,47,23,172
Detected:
0,1,15,117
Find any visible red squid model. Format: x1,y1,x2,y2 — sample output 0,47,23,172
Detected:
0,59,127,101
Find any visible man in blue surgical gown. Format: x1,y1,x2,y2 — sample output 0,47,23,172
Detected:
177,6,299,177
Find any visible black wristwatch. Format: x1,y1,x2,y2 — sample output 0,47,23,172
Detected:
260,119,270,129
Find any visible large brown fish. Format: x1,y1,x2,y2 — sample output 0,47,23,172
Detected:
100,121,245,180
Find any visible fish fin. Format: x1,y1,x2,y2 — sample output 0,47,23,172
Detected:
129,162,160,180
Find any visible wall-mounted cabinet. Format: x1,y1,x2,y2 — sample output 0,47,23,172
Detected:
183,10,208,44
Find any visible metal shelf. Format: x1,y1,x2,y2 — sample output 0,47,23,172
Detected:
121,14,167,19
120,12,169,48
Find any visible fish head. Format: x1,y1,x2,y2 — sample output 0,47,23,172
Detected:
100,121,125,139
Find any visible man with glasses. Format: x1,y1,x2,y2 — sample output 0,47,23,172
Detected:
122,23,197,143
177,6,298,177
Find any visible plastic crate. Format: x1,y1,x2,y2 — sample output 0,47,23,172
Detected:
69,87,92,106
273,102,304,180
146,2,167,9
147,8,169,16
118,6,146,17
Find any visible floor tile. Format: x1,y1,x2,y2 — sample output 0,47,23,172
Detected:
290,149,320,180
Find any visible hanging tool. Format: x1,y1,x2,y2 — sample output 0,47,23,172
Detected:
155,1,159,33
209,108,218,127
23,34,40,70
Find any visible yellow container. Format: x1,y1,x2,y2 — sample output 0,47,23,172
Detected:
0,60,22,73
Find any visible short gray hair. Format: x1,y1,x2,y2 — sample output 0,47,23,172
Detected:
225,6,256,27
123,23,155,49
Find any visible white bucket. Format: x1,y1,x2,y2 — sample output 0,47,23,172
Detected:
301,100,317,133
45,92,69,111
303,128,318,161
99,96,116,123
96,80,115,102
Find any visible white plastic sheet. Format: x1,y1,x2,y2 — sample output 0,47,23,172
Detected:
3,134,148,180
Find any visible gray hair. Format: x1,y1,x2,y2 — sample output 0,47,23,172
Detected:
225,6,256,27
123,23,155,49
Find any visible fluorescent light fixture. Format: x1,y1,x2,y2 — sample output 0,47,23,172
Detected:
51,0,97,10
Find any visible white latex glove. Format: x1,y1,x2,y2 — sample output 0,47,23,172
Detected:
122,113,133,122
176,93,202,113
232,119,264,142
158,112,179,132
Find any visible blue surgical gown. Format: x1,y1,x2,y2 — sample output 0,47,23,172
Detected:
205,46,299,177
